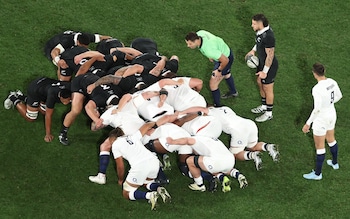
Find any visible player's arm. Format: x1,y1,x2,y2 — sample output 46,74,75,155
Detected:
116,47,143,59
166,137,196,146
112,94,132,113
158,78,184,88
87,75,122,94
85,100,104,129
51,44,65,65
149,56,168,76
302,92,322,133
44,107,54,142
74,51,104,64
216,54,229,71
245,45,256,59
99,35,112,41
264,47,275,69
334,84,343,104
115,156,125,185
139,122,157,136
179,106,209,116
173,112,199,127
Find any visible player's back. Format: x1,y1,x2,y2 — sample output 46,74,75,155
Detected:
112,131,157,166
312,78,342,114
192,136,230,157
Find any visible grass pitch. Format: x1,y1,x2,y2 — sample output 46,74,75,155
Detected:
0,0,349,218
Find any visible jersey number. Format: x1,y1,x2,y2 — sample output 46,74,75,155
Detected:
330,91,335,104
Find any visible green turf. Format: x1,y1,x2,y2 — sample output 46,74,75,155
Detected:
1,0,350,218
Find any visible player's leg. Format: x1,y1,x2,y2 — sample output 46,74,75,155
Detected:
89,138,112,184
303,134,326,180
59,92,85,145
255,82,274,122
186,155,206,191
123,180,160,210
221,51,238,98
209,67,224,107
226,168,248,189
326,129,339,169
251,77,267,114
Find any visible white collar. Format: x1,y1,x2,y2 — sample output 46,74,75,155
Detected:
256,26,270,35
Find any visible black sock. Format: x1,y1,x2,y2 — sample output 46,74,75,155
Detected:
61,125,69,135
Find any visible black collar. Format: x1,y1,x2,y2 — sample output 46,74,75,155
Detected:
199,36,203,48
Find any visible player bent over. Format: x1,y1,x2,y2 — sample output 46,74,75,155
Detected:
109,123,171,210
4,77,71,142
302,63,342,180
167,136,248,192
179,106,279,170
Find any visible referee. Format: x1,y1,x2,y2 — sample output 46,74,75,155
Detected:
246,14,278,122
185,30,238,107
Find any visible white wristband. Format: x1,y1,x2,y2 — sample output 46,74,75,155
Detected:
252,45,257,52
54,56,60,64
263,65,270,74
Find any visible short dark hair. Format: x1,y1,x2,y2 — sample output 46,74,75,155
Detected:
185,32,200,41
59,89,71,99
109,127,125,139
252,14,269,27
77,33,91,46
312,63,325,76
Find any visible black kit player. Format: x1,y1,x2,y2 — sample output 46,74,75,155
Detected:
4,77,71,142
96,38,124,55
245,14,278,122
44,30,111,66
58,52,130,145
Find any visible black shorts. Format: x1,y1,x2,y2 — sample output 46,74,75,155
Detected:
258,60,278,84
90,85,120,107
26,77,47,108
142,73,159,85
163,59,179,74
118,75,144,93
96,38,123,55
71,74,99,96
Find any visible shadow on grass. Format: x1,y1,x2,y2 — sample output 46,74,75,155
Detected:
234,4,254,65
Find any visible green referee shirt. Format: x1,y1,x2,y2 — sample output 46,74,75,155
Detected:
196,30,230,61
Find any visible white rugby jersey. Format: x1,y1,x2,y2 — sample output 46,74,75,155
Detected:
112,131,157,166
306,78,342,125
101,103,144,135
191,136,231,157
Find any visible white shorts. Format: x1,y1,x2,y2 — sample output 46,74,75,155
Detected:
125,158,159,186
229,120,258,154
182,116,222,139
312,114,337,136
202,154,235,174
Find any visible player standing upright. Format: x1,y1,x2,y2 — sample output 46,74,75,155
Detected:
246,14,278,122
185,30,238,107
302,63,342,180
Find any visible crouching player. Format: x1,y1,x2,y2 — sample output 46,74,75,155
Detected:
4,77,71,142
109,122,171,210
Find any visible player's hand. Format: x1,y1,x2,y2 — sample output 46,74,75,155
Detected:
57,59,68,69
74,54,83,65
166,137,173,144
118,179,123,186
95,118,104,129
44,134,54,142
302,124,310,134
256,71,267,79
209,58,214,62
245,50,255,60
87,83,96,94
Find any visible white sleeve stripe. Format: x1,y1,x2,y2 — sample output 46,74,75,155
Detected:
94,34,101,43
55,44,65,54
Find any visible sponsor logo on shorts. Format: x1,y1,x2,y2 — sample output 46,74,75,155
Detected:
133,178,137,183
208,165,213,170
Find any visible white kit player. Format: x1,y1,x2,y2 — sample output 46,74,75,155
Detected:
166,136,248,192
302,63,342,180
180,106,279,170
88,94,145,185
109,123,171,210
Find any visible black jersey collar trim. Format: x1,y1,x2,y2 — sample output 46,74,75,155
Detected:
199,36,203,48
